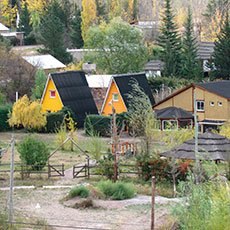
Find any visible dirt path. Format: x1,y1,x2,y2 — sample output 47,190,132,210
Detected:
11,188,180,230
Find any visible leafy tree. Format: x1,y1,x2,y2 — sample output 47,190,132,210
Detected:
71,7,84,48
31,69,47,100
0,47,36,102
39,0,72,64
84,17,148,74
17,1,32,37
1,0,18,27
157,0,182,77
0,34,12,51
181,7,202,80
203,0,230,41
8,95,47,131
211,13,230,79
17,136,49,170
126,79,159,156
81,0,97,41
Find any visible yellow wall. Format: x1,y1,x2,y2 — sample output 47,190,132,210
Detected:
154,85,229,122
41,77,63,113
101,80,127,116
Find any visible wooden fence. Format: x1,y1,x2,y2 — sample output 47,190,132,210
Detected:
73,163,139,179
0,163,65,179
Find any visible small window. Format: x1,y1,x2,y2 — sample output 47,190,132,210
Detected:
50,90,56,98
210,101,214,106
112,93,119,101
196,100,204,111
218,101,223,106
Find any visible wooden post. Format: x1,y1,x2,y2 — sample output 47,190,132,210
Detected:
48,164,51,178
112,104,118,183
151,176,155,230
87,158,90,179
9,135,15,230
62,164,64,177
21,164,24,180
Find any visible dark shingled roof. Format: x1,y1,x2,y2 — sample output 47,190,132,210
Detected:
161,131,230,161
113,72,155,107
51,71,98,127
197,42,214,60
155,107,193,119
196,81,230,99
144,60,164,71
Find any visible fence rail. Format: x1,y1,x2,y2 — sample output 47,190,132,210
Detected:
0,163,65,179
73,163,139,179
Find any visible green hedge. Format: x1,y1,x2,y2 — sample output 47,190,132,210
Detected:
84,112,129,136
42,106,76,133
0,104,12,131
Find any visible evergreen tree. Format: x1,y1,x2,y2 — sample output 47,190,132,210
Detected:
18,1,32,36
211,13,230,79
181,7,202,80
71,8,84,48
157,0,182,77
39,0,72,64
95,0,107,22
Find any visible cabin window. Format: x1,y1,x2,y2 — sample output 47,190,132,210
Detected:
50,90,56,98
210,101,214,106
218,101,223,106
163,120,178,131
196,100,204,111
112,93,119,102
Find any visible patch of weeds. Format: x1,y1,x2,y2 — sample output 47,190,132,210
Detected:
88,185,106,199
68,186,90,199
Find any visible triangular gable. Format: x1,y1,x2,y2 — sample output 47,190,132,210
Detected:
100,77,127,116
41,74,64,113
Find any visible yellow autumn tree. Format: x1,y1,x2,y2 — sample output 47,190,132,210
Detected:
0,0,17,27
81,0,97,41
24,0,48,14
109,0,121,19
8,95,47,131
176,7,187,28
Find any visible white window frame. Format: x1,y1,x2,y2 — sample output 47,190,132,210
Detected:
196,100,205,111
112,93,119,102
218,101,223,106
162,120,178,131
210,101,214,106
49,90,56,98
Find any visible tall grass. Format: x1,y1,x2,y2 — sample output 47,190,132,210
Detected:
173,173,230,230
98,180,137,200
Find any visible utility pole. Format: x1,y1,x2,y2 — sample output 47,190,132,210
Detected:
151,176,155,230
112,104,118,183
193,89,199,183
9,134,15,229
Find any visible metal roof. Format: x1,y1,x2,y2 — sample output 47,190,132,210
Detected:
0,23,9,31
86,75,112,88
22,55,66,69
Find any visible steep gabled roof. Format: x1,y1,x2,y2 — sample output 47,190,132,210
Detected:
50,71,98,127
196,81,230,99
155,107,193,119
113,72,155,107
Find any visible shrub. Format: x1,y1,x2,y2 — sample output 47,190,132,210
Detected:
68,186,90,198
17,136,49,170
136,156,192,182
95,152,114,180
88,185,106,199
0,104,12,131
73,198,93,209
88,135,104,161
98,180,136,200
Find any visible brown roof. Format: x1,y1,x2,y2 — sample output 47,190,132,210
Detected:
161,131,230,161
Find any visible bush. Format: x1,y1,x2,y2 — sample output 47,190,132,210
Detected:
17,136,49,170
98,180,136,200
0,104,12,131
136,156,192,182
69,186,90,198
43,106,76,133
95,152,114,180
